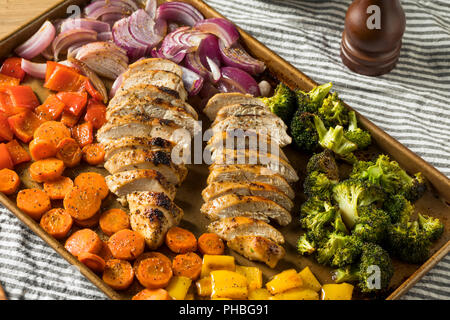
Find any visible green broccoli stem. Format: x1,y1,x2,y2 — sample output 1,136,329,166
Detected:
309,82,333,105
333,265,359,283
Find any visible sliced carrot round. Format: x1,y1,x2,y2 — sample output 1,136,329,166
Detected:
73,211,101,228
82,143,105,166
74,172,109,200
63,186,101,221
78,252,106,273
33,121,71,148
172,252,202,280
0,168,20,195
29,138,57,160
99,208,130,236
29,158,65,183
108,229,145,261
43,176,73,200
165,227,197,254
102,259,134,291
136,257,173,289
39,208,73,239
198,233,225,255
56,138,82,168
98,241,114,262
64,228,102,258
16,188,51,221
133,252,172,273
132,289,171,300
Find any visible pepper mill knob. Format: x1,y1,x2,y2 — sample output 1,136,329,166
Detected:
340,0,406,76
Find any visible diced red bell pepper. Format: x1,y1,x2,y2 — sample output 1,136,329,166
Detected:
72,122,93,147
60,110,81,128
1,86,40,110
0,112,13,141
44,61,87,92
84,100,107,130
34,94,66,120
85,79,104,102
0,143,14,169
1,57,25,81
7,110,43,143
6,139,31,165
0,74,20,87
56,91,88,117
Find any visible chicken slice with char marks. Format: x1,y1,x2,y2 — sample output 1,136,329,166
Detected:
204,93,267,121
103,137,176,161
212,104,273,126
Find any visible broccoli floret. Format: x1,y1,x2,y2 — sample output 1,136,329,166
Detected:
334,210,349,234
297,233,316,255
332,179,385,229
303,171,337,200
318,92,349,128
290,111,319,153
382,194,414,224
403,172,427,202
417,213,444,242
261,83,296,124
334,243,393,293
316,233,363,268
306,149,339,181
352,205,391,244
300,197,336,243
296,82,333,114
344,111,372,149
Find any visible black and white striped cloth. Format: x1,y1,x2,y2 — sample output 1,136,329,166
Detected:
0,0,449,300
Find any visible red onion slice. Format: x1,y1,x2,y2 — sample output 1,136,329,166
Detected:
180,66,204,96
21,59,47,79
218,66,260,96
85,0,138,17
185,51,210,79
206,56,221,83
68,57,108,103
157,26,208,62
145,0,158,19
157,2,204,27
128,9,163,51
61,19,110,33
113,17,148,60
98,31,113,41
219,40,265,75
195,18,239,47
110,72,124,99
15,21,56,59
52,28,97,60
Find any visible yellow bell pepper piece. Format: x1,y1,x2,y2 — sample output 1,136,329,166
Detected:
269,288,319,300
236,266,263,291
298,267,322,292
321,283,354,300
248,288,272,300
211,270,248,300
196,277,212,297
201,255,235,278
266,269,303,295
166,276,192,300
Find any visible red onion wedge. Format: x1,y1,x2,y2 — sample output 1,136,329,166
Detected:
194,18,239,47
98,31,113,41
110,72,124,99
219,40,265,75
61,19,110,33
68,58,108,103
157,2,204,27
145,0,158,19
206,57,221,82
128,9,164,51
84,0,138,18
180,66,204,96
21,59,47,79
113,17,148,60
218,67,260,96
15,21,56,59
185,35,221,83
52,28,97,60
101,13,127,26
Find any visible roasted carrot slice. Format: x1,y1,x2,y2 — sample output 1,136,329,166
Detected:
74,172,109,200
63,185,101,221
0,144,14,170
16,188,51,220
132,289,171,300
64,228,102,257
29,138,57,160
78,252,106,273
103,259,134,291
133,252,172,273
98,241,114,262
198,233,225,255
165,227,198,254
39,208,73,239
108,229,145,261
73,211,101,228
43,176,73,200
29,158,65,183
136,257,173,289
33,121,71,148
172,252,202,281
56,138,82,168
5,139,31,165
82,143,105,166
60,110,81,128
99,208,130,236
0,168,20,195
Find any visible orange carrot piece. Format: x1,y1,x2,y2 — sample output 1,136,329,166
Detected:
132,289,171,300
165,227,198,254
136,257,173,289
198,233,225,255
43,176,73,200
5,139,31,165
60,110,81,128
63,185,101,221
39,208,73,239
0,168,20,195
98,241,114,262
108,229,145,261
78,252,106,273
99,208,130,236
102,259,134,291
56,137,82,168
133,252,172,273
16,188,51,220
72,122,93,148
29,158,65,183
64,228,102,257
82,143,105,166
29,138,57,160
73,211,101,228
172,252,202,281
33,121,71,148
74,172,109,200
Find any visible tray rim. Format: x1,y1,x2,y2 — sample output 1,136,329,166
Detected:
0,0,448,301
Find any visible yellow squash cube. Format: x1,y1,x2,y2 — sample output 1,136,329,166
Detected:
269,288,319,300
236,266,263,291
196,277,212,297
201,255,236,278
298,267,322,292
248,288,272,300
321,283,354,300
166,276,192,300
266,269,303,295
211,270,248,300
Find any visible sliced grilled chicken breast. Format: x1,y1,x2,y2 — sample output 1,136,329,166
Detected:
201,194,292,226
105,169,177,200
213,104,273,125
127,191,183,249
207,217,285,244
211,115,291,147
123,58,183,79
204,93,267,121
207,164,295,199
103,137,176,161
121,70,187,101
202,181,294,211
227,235,285,268
104,149,188,186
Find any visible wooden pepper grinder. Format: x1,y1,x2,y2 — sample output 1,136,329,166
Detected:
341,0,406,76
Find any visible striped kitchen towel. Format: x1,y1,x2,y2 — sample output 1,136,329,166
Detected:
0,0,449,300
